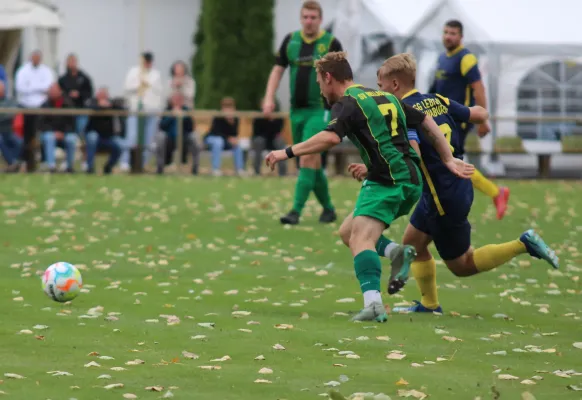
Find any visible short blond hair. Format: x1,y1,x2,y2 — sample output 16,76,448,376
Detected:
301,0,322,18
379,53,417,85
315,51,353,82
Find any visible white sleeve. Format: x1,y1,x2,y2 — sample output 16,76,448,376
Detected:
15,67,33,95
124,68,140,93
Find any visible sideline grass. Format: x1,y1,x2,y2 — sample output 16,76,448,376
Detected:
0,175,580,399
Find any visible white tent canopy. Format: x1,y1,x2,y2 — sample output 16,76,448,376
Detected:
336,0,582,140
0,0,61,94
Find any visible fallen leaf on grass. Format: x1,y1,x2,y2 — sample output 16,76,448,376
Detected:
4,373,25,379
396,378,409,386
238,328,252,333
275,324,294,330
123,394,138,399
210,355,231,362
17,329,33,335
180,351,198,360
387,351,406,360
333,364,346,367
346,354,360,359
300,312,309,320
573,342,582,349
324,381,341,387
97,374,111,379
84,361,101,368
191,335,207,340
398,389,428,399
104,383,124,389
33,325,49,330
145,386,163,392
197,322,215,329
199,366,221,370
47,371,73,376
111,367,127,371
231,311,251,317
336,298,356,303
258,367,273,374
521,392,536,400
376,336,390,341
272,344,286,350
521,379,536,385
498,374,519,380
567,385,582,391
126,358,146,366
254,355,265,360
254,379,271,384
442,336,462,342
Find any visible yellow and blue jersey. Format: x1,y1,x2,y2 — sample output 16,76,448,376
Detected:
431,46,481,138
403,89,475,260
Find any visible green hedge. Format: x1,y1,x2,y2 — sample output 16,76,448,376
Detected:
192,0,275,110
494,136,526,153
562,135,582,153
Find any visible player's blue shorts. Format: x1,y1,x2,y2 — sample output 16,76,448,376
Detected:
410,179,474,260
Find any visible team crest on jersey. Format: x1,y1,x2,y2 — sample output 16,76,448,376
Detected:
317,43,327,55
435,69,447,80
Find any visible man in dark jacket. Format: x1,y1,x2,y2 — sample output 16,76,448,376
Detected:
58,54,93,134
39,83,78,173
0,81,22,171
155,92,198,174
85,87,124,174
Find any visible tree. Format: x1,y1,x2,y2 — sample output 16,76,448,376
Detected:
192,0,274,110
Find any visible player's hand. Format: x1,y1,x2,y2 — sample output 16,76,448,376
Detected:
444,158,475,179
477,122,491,138
262,98,276,115
265,150,288,171
348,163,368,181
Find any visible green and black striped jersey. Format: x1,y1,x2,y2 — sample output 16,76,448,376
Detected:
276,30,342,110
326,84,424,186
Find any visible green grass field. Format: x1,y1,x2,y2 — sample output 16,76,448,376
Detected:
0,175,580,400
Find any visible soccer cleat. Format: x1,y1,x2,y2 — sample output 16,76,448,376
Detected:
280,210,300,225
387,245,417,295
319,208,337,223
494,186,510,220
519,229,559,269
351,301,388,322
392,300,443,313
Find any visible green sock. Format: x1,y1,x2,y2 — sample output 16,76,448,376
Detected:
313,169,334,210
292,168,316,213
354,249,382,293
375,235,393,257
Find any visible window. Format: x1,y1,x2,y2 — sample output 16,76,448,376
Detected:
517,61,582,140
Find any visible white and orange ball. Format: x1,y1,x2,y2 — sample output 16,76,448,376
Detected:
42,262,83,302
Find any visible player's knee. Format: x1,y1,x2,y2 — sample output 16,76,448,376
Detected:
445,252,476,277
338,224,351,247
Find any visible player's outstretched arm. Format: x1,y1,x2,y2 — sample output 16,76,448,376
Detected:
420,115,475,179
263,66,285,113
265,131,341,170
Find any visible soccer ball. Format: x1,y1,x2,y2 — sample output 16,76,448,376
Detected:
42,262,83,302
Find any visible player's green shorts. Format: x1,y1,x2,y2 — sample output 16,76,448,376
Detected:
353,180,422,227
290,108,329,144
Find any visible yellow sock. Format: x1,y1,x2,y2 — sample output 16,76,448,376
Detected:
411,258,439,309
473,240,526,272
471,169,500,198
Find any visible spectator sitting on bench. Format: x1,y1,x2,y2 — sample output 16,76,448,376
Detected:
204,96,244,176
39,83,78,173
84,87,124,174
252,97,286,176
0,81,22,172
155,91,199,175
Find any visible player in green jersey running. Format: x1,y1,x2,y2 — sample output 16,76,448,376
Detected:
263,0,342,225
265,52,475,322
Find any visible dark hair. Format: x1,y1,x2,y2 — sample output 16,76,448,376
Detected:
445,20,463,35
142,52,154,63
170,60,190,77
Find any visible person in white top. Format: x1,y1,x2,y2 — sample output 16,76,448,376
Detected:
15,50,55,171
168,61,195,108
119,52,163,171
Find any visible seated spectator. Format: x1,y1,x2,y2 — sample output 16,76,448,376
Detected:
252,98,286,176
84,87,124,174
155,92,199,175
168,61,195,108
0,82,22,172
39,83,78,173
204,97,244,176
